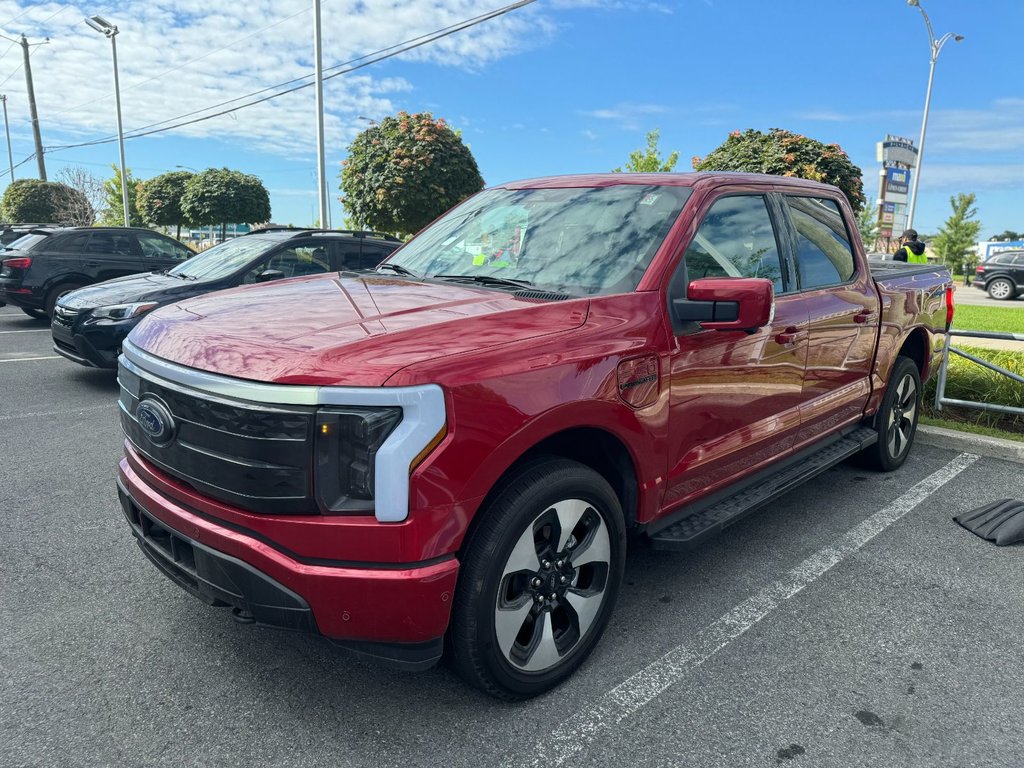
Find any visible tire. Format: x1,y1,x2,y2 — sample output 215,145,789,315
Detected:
450,458,626,700
861,356,921,472
21,307,47,320
44,283,82,318
987,278,1014,301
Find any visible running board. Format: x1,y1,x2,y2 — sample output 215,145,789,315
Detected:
649,426,878,551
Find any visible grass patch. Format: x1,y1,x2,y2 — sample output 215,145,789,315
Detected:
923,344,1024,433
952,304,1024,335
920,414,1024,442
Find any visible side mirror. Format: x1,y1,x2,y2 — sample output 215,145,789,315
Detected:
672,277,774,332
255,269,286,283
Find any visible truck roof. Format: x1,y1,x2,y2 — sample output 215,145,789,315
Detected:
498,172,843,194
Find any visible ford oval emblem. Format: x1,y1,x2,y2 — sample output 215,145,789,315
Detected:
136,399,175,446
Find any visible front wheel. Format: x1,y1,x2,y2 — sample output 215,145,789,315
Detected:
861,356,921,472
987,278,1015,301
450,458,626,700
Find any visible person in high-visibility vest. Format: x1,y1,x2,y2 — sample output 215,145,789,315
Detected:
894,228,927,263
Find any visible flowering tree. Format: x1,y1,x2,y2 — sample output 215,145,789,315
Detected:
340,112,484,237
693,128,865,213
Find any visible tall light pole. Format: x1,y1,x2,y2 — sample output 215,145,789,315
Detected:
1,95,14,180
905,0,963,232
313,0,330,229
85,15,130,227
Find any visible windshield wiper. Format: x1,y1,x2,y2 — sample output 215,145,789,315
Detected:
430,274,533,289
376,263,418,277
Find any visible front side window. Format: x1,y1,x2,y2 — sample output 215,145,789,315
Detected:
682,195,784,293
138,232,190,260
385,185,692,296
787,196,856,290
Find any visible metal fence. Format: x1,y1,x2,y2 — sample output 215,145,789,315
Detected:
934,329,1024,416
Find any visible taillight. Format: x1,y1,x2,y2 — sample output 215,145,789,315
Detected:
2,256,31,269
975,265,985,274
945,286,955,329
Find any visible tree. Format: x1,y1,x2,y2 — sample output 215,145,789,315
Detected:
181,168,271,240
1,178,91,225
99,164,144,226
856,197,879,250
55,166,103,226
693,128,865,213
612,128,680,173
340,111,484,237
988,229,1023,242
138,171,195,239
931,193,983,272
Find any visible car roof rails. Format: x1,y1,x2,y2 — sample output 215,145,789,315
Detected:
245,227,402,243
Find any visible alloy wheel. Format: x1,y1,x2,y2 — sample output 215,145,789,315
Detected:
886,373,917,459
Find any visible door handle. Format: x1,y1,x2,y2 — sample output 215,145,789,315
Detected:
775,327,807,345
85,260,101,267
853,309,875,324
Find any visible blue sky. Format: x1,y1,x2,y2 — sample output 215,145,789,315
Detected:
1,0,1021,238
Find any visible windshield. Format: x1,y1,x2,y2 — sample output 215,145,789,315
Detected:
3,233,48,251
384,184,692,296
168,236,276,281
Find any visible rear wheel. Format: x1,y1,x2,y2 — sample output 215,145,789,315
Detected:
450,458,626,700
21,307,47,320
861,356,921,472
44,283,82,318
987,278,1014,300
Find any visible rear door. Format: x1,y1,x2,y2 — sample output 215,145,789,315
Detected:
779,194,878,441
665,191,809,511
83,231,145,282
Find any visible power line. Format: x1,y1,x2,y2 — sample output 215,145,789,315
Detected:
44,4,319,123
43,0,536,155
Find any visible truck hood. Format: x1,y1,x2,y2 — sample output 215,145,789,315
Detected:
128,274,589,386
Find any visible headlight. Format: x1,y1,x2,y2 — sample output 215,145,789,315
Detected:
315,406,403,513
91,302,159,320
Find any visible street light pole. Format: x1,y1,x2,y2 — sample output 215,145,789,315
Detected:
313,0,330,229
85,15,130,227
905,0,963,232
1,95,14,180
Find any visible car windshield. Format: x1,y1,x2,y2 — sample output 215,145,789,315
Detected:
168,236,276,281
3,233,48,251
383,184,692,296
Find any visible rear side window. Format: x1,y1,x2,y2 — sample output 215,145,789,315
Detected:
682,195,784,293
86,232,136,256
787,197,856,289
54,233,92,253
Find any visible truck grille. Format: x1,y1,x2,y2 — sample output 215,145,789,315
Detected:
118,363,317,514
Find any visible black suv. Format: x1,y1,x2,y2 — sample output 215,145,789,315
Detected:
973,250,1024,300
51,228,402,368
0,226,194,319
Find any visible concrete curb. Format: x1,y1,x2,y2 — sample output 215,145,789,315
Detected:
917,424,1024,464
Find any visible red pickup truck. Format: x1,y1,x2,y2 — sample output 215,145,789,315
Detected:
116,173,953,699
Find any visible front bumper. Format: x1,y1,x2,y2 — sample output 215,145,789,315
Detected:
51,315,129,368
118,454,460,671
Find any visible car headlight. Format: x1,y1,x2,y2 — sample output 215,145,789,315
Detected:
315,406,403,513
91,302,159,320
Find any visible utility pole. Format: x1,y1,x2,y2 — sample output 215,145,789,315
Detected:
20,35,46,180
1,95,14,180
313,0,329,229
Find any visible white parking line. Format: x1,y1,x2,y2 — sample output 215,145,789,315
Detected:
508,452,981,768
0,355,61,363
0,329,50,334
0,404,112,421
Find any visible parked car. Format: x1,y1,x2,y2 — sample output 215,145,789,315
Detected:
0,227,194,319
52,228,401,368
115,173,953,699
973,250,1024,300
0,222,60,246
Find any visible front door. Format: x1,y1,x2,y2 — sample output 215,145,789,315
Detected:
664,192,809,514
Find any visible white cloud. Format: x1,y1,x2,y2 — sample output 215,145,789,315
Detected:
0,0,565,165
579,103,670,131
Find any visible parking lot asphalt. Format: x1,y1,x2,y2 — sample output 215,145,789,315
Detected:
2,305,1022,768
